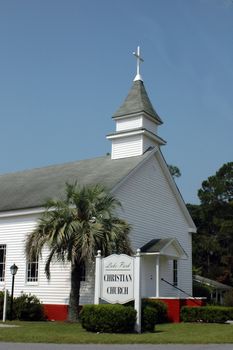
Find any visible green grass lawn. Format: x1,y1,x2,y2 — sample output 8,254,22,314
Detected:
0,322,233,344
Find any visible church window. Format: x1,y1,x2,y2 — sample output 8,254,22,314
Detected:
0,245,6,282
26,255,39,283
173,259,178,287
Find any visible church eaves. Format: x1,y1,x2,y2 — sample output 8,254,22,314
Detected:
113,80,163,125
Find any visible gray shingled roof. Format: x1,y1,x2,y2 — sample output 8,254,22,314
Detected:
0,151,152,212
193,275,233,291
113,80,163,124
140,238,173,253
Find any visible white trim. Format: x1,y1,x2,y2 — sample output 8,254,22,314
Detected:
140,252,160,256
107,129,166,146
140,252,187,260
147,297,205,300
155,255,160,298
107,129,143,139
188,228,196,234
0,207,44,219
113,111,162,125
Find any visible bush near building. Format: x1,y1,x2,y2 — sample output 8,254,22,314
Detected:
142,299,168,324
80,304,136,333
80,300,168,333
0,291,45,321
223,290,233,307
181,306,233,323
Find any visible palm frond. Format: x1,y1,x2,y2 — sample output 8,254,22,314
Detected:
25,182,132,280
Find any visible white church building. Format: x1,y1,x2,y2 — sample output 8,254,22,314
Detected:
0,48,198,322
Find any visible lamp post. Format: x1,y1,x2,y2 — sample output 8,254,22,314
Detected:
10,263,18,321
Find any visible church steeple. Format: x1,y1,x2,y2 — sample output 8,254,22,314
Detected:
113,79,163,124
106,47,166,160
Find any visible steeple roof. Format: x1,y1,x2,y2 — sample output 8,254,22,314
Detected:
113,80,163,124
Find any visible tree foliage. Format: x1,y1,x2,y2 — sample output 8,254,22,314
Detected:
198,162,233,205
25,183,132,321
168,165,181,178
188,162,233,286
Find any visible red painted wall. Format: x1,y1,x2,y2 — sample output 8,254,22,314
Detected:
154,298,205,323
43,298,205,323
159,298,181,323
183,298,205,307
43,304,68,321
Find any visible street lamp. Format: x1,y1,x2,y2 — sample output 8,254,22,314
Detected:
10,263,18,321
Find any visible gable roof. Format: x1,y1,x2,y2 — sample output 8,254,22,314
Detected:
140,238,188,259
113,80,163,124
0,151,152,212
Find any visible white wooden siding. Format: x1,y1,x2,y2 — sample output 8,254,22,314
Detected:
111,135,142,159
114,153,193,296
116,116,142,132
0,214,94,305
142,118,158,135
142,135,157,153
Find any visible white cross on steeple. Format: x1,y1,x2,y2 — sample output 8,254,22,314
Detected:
133,46,144,81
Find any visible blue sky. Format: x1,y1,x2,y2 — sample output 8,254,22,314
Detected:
0,0,232,204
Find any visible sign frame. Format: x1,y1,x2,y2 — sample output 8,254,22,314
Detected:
94,249,141,333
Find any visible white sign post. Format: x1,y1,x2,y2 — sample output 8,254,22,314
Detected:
94,250,141,333
134,249,141,333
94,250,102,305
2,284,7,322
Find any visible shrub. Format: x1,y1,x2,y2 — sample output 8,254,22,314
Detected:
193,281,211,302
181,306,233,323
142,306,157,332
0,291,45,321
140,299,168,332
142,299,168,324
13,293,45,321
223,290,233,307
80,304,136,333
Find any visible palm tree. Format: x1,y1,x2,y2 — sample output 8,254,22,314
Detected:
25,183,132,321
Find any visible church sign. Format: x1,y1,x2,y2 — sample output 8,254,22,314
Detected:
94,250,141,333
101,254,134,304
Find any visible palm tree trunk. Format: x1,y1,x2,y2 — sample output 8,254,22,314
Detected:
68,262,82,322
